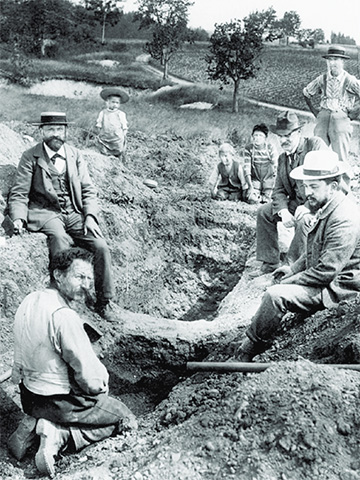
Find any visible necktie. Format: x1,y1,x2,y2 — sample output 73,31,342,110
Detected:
51,153,64,164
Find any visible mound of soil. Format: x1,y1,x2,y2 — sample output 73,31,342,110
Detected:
1,120,360,480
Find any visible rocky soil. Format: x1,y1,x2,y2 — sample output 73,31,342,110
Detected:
1,118,360,480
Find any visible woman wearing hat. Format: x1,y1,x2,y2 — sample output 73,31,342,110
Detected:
95,87,129,158
303,46,360,164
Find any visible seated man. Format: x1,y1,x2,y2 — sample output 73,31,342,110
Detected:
5,112,114,319
236,150,360,361
253,111,327,275
8,248,137,477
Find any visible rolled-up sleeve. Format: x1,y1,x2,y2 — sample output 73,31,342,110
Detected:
303,76,322,98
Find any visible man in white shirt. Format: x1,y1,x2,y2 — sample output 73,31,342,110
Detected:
303,46,360,163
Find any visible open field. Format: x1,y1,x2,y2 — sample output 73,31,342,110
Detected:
167,43,360,110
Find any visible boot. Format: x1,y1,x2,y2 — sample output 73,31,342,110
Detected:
8,414,37,461
235,337,263,362
35,418,70,478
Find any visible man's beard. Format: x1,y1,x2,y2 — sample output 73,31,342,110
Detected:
44,136,64,151
307,197,327,213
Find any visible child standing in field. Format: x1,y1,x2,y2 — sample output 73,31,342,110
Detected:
95,87,129,158
209,143,254,203
243,123,277,203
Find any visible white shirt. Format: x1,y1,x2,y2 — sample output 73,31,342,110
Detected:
44,143,66,173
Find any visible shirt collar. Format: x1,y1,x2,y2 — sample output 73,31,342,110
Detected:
44,143,65,160
328,70,345,82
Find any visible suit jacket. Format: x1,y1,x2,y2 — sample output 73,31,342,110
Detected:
8,143,99,231
271,136,327,215
290,192,360,307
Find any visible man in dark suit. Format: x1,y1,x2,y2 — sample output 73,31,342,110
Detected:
6,112,114,319
252,111,327,275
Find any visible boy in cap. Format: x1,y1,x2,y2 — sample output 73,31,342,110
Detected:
235,150,360,361
303,46,360,164
243,123,277,203
96,87,129,158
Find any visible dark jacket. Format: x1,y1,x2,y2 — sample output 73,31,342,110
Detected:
8,143,99,231
272,136,327,215
290,192,360,307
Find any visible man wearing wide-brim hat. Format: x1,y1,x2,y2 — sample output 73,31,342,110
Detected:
251,110,327,276
4,111,115,319
236,149,360,361
303,46,360,163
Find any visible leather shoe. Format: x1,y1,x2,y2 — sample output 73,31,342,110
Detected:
95,300,119,322
8,415,37,461
35,418,70,478
248,262,279,278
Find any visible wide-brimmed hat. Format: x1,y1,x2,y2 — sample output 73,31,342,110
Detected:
322,46,349,60
33,112,69,126
269,111,303,136
100,87,129,103
290,150,347,181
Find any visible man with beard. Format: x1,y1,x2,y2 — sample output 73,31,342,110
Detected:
303,46,360,164
235,150,360,362
251,110,327,276
5,112,114,319
8,248,137,477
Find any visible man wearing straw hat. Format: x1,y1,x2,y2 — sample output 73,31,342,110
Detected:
303,46,360,164
236,150,360,362
6,112,115,319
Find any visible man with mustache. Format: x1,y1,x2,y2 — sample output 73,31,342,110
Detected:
236,150,360,361
8,248,137,477
303,46,360,164
5,112,115,319
251,111,327,276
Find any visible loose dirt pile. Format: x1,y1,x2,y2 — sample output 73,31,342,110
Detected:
1,120,360,480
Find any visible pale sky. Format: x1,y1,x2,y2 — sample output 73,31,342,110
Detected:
124,0,360,44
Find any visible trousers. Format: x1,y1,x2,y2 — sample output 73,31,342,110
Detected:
20,384,135,451
41,211,114,302
314,110,352,162
246,283,324,346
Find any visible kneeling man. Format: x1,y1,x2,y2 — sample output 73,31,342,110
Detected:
236,150,360,361
8,248,137,477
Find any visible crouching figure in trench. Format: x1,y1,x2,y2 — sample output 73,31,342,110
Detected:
8,248,137,478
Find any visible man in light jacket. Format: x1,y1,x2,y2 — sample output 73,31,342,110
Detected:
8,248,137,477
236,150,360,361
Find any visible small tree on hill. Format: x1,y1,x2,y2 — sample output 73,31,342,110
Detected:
135,0,194,80
84,0,123,44
206,20,263,113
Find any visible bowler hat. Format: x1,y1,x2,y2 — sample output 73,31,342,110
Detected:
33,112,69,126
100,87,129,103
290,150,347,181
322,46,349,60
270,111,303,135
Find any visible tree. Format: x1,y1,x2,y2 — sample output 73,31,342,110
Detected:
135,0,194,80
277,11,301,45
298,28,324,48
84,0,123,44
331,32,356,46
206,20,263,113
1,0,94,56
244,7,280,42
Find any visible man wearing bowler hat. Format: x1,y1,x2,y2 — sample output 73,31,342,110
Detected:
6,112,115,319
236,150,360,361
251,110,327,276
303,46,360,163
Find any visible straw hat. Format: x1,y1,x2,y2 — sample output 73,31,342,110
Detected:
290,150,347,181
33,112,69,126
100,87,129,103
